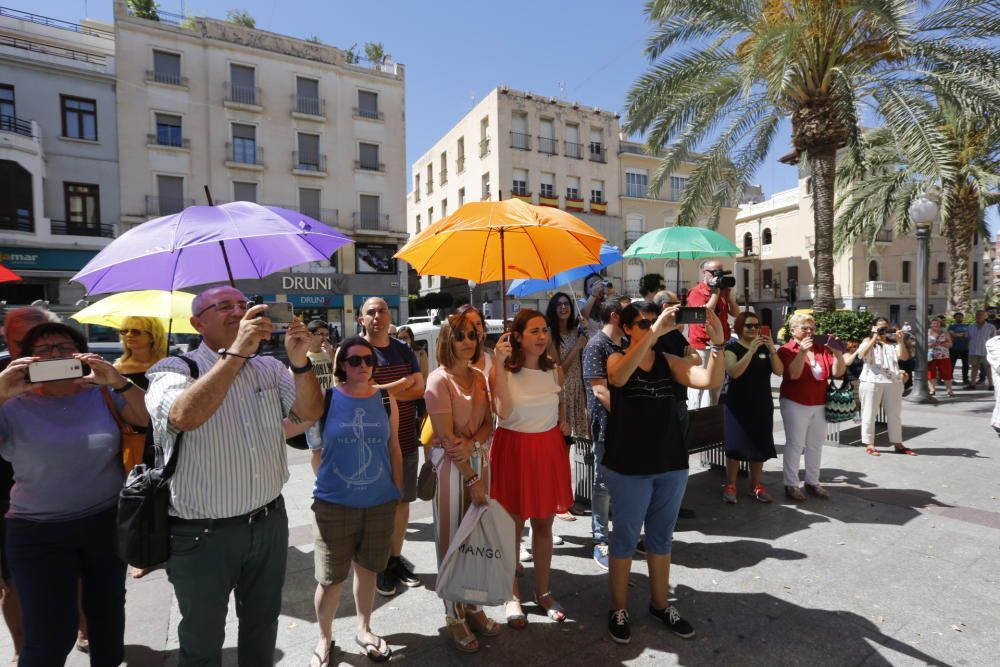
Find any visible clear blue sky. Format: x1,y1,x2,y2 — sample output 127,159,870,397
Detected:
37,1,998,234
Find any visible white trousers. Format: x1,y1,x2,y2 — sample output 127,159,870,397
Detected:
687,348,721,410
779,398,826,487
859,381,903,445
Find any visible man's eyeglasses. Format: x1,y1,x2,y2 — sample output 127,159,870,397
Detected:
195,301,248,317
120,328,150,337
32,343,78,356
345,354,375,368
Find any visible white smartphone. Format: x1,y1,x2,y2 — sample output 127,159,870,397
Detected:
27,357,87,383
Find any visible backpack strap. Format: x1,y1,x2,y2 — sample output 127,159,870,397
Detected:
162,355,198,479
317,388,334,434
380,388,391,417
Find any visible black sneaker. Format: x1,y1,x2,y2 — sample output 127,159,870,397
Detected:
608,609,631,644
650,605,695,639
389,556,422,588
376,568,398,597
635,539,646,556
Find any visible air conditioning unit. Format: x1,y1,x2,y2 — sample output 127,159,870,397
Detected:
500,85,509,94
549,96,557,104
525,92,533,99
572,102,580,109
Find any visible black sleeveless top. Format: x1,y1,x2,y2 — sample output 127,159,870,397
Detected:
604,350,688,475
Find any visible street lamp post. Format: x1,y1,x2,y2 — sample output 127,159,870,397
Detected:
468,280,476,307
905,190,940,404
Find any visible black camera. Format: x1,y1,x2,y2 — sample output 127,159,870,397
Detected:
708,269,736,290
876,327,887,335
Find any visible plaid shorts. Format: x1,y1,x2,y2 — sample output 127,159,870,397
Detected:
312,498,397,585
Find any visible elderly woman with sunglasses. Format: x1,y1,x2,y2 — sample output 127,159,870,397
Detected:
307,336,402,665
0,322,149,667
424,312,499,653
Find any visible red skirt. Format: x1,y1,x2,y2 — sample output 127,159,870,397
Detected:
489,426,573,520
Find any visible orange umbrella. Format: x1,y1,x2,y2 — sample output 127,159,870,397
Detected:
0,263,21,283
396,199,606,320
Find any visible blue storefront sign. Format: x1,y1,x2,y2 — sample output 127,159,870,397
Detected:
261,294,346,308
353,295,400,307
0,247,99,271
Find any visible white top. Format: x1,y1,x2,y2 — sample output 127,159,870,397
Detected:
986,336,1000,429
498,367,560,433
860,343,902,384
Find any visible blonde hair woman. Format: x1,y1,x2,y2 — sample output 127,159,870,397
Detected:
114,317,168,376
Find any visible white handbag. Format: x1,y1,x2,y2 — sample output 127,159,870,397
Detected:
435,499,516,606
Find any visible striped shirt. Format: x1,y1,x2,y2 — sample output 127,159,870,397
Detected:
370,338,421,455
968,321,997,356
145,343,297,520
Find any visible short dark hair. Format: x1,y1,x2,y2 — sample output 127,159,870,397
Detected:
19,323,88,357
619,301,659,328
333,335,378,382
307,319,329,333
596,299,624,324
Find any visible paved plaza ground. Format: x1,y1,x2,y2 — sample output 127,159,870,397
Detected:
3,384,999,666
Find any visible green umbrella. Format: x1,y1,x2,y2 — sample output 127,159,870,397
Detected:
623,226,741,288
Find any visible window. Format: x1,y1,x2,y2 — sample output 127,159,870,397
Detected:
299,188,321,219
591,180,604,203
565,123,581,158
426,164,434,193
0,85,14,119
359,194,381,229
0,160,33,232
589,128,604,161
61,95,97,140
512,168,529,196
231,123,257,163
414,174,421,201
481,172,491,200
296,133,321,170
762,268,773,288
457,137,465,172
868,260,879,281
295,77,321,115
480,117,490,156
64,183,100,230
355,243,397,274
670,176,687,201
743,232,753,254
511,113,529,150
625,169,648,198
539,118,556,154
233,181,257,203
902,260,911,284
357,90,379,119
540,172,555,198
439,151,448,183
974,261,980,291
787,265,799,283
458,187,465,207
155,113,182,147
428,206,434,223
762,228,773,245
229,64,257,105
566,176,580,200
935,262,946,283
157,175,184,214
441,198,448,218
152,50,181,85
415,214,421,233
358,141,380,169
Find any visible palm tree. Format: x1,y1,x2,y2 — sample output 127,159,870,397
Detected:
836,105,1000,314
624,0,1000,311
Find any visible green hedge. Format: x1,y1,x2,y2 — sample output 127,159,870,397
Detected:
782,310,877,343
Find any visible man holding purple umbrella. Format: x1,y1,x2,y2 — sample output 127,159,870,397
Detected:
145,285,323,666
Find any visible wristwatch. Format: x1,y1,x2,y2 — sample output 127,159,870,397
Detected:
112,379,135,394
289,358,314,374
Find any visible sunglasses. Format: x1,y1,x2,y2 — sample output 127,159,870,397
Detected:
743,323,760,329
120,328,150,337
631,319,653,330
345,354,375,368
453,330,477,343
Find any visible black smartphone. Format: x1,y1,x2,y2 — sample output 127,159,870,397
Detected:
27,358,89,383
675,307,707,324
811,333,830,346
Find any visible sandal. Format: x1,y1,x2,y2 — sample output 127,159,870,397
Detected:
445,617,480,653
805,483,831,499
505,599,528,629
309,641,334,667
865,446,881,457
354,633,391,663
534,591,567,623
466,608,502,636
784,485,807,502
894,446,918,456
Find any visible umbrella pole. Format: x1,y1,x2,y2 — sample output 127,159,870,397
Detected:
204,186,237,288
500,228,508,324
676,252,680,291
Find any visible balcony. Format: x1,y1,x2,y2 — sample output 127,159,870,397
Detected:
480,137,490,157
624,229,645,246
355,159,385,172
589,143,607,163
50,220,114,238
293,151,327,175
225,142,264,169
353,212,390,231
353,106,384,121
224,83,261,109
564,141,583,159
625,184,648,199
292,95,325,118
625,279,640,295
864,280,909,298
145,69,188,87
510,132,531,150
538,137,558,155
286,207,339,227
145,195,195,217
456,156,465,173
440,169,448,185
0,214,33,233
761,243,773,257
0,114,33,138
757,286,780,300
146,133,190,150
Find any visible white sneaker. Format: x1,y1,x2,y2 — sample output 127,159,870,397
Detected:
519,545,533,562
552,534,565,546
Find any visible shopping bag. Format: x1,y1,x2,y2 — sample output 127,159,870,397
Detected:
436,499,515,606
825,376,857,423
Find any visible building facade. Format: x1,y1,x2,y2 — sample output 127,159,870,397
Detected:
0,7,118,313
113,0,408,332
405,87,738,315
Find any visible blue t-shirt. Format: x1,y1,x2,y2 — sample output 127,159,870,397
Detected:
948,323,969,351
0,387,126,521
311,387,400,508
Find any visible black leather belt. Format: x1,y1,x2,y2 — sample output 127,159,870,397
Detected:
172,495,283,528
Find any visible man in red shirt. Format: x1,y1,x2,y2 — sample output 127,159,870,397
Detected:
686,260,739,409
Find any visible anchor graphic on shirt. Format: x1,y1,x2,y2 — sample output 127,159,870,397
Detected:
331,407,385,487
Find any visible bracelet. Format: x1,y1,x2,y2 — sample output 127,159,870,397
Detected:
112,379,135,394
464,473,480,487
289,358,314,374
218,348,257,360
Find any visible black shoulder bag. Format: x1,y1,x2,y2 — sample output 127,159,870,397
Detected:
116,356,199,568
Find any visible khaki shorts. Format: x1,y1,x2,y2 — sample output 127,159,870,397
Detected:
312,498,397,585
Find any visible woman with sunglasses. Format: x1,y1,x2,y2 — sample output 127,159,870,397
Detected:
721,312,783,504
545,292,590,448
424,312,498,653
308,336,402,665
454,305,495,381
491,309,573,628
604,302,725,644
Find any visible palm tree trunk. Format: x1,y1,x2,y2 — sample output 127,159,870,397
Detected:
946,190,979,315
808,146,837,312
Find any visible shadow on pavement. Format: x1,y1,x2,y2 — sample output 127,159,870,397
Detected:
671,539,806,572
125,645,284,666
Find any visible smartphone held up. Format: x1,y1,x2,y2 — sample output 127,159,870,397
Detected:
27,357,89,383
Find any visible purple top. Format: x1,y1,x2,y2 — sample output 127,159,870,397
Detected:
0,387,126,521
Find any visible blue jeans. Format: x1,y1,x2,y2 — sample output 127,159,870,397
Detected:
5,505,126,667
591,417,611,545
604,468,688,560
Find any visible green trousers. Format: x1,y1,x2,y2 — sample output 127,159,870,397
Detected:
167,502,288,667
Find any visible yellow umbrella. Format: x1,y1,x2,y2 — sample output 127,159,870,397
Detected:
71,290,199,333
396,199,606,319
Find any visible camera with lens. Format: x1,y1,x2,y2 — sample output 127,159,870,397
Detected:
876,327,888,335
707,268,736,290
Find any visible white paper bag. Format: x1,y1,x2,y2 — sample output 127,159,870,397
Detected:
435,498,516,606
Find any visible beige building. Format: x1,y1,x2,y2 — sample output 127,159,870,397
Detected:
113,0,408,331
734,172,990,330
405,87,738,313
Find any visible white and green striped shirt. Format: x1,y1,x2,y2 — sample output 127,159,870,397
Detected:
145,343,297,520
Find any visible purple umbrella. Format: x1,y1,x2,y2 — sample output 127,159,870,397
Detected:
72,202,353,295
